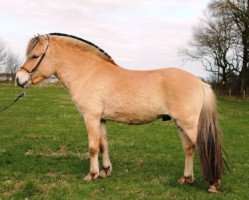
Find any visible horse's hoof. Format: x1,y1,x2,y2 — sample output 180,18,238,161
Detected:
99,166,112,178
208,179,221,193
208,185,219,193
178,176,194,185
84,172,99,181
99,170,107,178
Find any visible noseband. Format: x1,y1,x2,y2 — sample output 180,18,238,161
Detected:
20,35,50,83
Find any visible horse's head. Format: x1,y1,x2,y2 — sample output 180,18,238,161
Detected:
16,35,55,88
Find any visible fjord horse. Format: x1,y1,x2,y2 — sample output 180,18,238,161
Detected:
15,33,225,192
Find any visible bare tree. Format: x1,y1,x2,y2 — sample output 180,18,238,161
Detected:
5,50,21,81
181,9,241,85
0,38,21,81
210,0,249,95
0,39,7,71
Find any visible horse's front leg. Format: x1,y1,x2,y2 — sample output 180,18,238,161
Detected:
83,114,101,181
99,120,112,178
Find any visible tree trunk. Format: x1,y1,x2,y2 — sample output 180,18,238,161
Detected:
240,1,249,98
11,73,16,82
240,33,249,98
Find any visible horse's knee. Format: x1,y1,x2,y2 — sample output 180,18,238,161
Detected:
89,147,99,157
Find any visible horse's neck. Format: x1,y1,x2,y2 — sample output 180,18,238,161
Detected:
54,56,85,89
54,51,117,92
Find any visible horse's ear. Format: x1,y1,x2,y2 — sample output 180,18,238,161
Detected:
46,34,50,43
38,34,50,48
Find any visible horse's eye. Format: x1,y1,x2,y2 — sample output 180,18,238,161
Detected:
32,55,39,59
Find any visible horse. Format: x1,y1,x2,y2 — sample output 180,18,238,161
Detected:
15,33,225,193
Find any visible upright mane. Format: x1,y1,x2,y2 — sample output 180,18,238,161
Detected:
26,33,116,65
26,36,40,57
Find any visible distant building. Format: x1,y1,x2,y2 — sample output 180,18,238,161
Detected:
0,73,13,81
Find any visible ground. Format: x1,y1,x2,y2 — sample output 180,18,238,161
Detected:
0,83,248,199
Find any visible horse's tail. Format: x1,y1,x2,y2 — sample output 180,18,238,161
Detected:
197,83,224,184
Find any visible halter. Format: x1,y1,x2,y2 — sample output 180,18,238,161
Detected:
20,35,50,84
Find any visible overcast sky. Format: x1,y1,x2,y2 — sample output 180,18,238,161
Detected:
0,0,210,78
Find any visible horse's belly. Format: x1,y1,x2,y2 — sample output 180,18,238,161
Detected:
102,106,163,125
105,114,157,125
102,85,167,124
110,115,157,125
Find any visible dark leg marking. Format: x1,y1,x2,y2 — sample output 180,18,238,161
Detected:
178,175,195,185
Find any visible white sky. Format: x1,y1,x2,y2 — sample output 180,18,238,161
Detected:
0,0,210,78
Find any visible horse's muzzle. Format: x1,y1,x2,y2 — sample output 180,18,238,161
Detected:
15,70,30,88
16,77,27,88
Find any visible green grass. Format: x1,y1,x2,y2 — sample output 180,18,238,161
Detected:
0,83,248,199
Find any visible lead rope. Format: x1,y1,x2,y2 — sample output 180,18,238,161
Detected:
0,88,27,113
1,34,49,113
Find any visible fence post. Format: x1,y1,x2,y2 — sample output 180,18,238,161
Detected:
229,88,232,99
243,90,246,101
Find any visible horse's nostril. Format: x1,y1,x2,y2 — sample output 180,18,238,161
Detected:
16,77,24,88
16,77,19,84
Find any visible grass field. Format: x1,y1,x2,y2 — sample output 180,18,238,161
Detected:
0,83,248,200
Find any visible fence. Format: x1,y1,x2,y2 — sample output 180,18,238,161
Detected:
213,84,248,101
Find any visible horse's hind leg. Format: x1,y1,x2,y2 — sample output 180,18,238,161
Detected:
83,114,101,181
99,120,112,178
177,126,196,185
